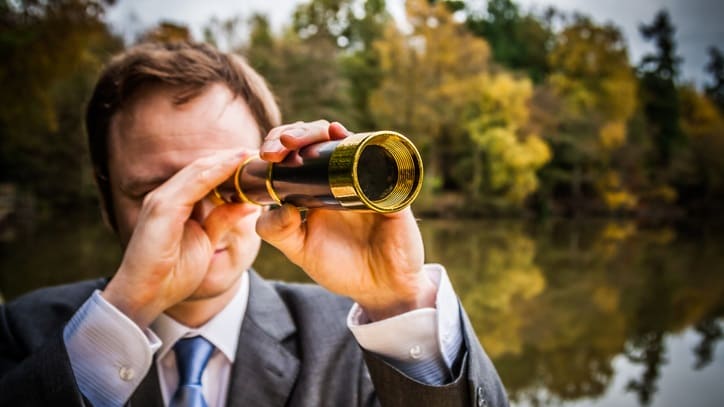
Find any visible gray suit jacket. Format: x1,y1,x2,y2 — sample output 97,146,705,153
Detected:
0,270,507,406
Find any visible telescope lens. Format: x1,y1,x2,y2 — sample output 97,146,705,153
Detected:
357,145,398,201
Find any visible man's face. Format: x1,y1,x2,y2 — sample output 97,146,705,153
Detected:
107,83,263,300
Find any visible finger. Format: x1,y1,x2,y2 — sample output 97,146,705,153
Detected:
202,203,260,248
260,122,302,161
329,122,351,140
149,149,252,213
261,120,331,162
278,119,332,149
255,204,306,264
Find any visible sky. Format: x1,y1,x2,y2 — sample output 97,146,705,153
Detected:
105,0,724,87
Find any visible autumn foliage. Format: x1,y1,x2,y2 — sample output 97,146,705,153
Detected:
1,0,722,219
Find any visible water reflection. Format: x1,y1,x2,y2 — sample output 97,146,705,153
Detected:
1,216,723,406
421,219,724,406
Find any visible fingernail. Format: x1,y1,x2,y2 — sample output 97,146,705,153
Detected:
262,139,284,153
283,128,304,138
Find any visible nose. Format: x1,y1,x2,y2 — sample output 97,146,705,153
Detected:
190,195,218,224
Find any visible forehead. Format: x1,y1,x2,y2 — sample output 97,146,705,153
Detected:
108,83,261,181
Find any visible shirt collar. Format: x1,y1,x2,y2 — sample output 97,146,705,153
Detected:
151,270,249,363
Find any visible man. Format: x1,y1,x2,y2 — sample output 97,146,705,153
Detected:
0,42,507,406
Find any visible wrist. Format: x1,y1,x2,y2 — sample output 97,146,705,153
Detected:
359,272,437,322
101,279,162,328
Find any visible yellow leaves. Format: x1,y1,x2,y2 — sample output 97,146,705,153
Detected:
370,0,491,138
460,71,551,206
548,73,597,117
647,185,678,203
596,171,638,210
523,134,552,167
460,232,546,358
370,0,550,206
600,75,637,120
602,191,638,211
601,222,637,241
599,121,626,150
592,284,620,313
679,85,724,139
483,72,533,125
470,125,551,205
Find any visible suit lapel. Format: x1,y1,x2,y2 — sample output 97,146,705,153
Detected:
225,270,300,406
128,358,164,407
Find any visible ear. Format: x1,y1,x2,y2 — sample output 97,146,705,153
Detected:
98,194,114,231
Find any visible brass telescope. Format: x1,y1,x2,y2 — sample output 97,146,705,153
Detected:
212,131,423,213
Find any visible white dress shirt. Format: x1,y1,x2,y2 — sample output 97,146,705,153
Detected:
63,264,463,407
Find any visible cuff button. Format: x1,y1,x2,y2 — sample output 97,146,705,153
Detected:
409,345,423,359
119,366,135,381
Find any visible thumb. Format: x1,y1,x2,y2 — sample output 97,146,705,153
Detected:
256,204,306,263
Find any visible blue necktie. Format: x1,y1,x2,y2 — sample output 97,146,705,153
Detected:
171,336,214,407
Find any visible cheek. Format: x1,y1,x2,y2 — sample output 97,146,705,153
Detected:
114,199,141,246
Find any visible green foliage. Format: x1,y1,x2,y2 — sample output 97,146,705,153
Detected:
243,14,354,124
0,0,122,213
535,15,639,214
464,0,553,82
676,85,724,205
638,9,683,170
705,47,724,113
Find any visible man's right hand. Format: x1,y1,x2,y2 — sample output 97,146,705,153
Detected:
101,149,251,328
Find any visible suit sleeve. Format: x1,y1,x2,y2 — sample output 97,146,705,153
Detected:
349,264,464,385
362,304,509,407
0,304,86,406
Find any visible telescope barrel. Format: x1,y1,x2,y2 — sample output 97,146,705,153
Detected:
212,131,423,213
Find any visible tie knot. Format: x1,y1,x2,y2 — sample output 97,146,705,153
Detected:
174,336,214,386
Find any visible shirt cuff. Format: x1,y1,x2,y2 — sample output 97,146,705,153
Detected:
347,264,464,384
63,290,161,407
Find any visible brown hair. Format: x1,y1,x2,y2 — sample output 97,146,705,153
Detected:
85,41,281,230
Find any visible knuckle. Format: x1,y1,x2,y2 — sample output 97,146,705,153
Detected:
312,119,330,126
142,190,165,214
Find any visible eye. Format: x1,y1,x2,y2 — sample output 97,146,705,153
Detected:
130,190,151,201
127,184,161,201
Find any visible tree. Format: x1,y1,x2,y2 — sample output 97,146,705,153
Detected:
369,0,551,212
139,21,192,44
704,46,724,113
464,0,553,83
243,13,354,124
369,0,491,195
536,15,638,214
638,10,683,170
676,85,724,207
0,0,122,214
289,0,390,129
447,73,551,209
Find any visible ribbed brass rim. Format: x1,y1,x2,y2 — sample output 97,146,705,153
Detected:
329,131,423,213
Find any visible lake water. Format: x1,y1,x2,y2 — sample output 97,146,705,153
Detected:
1,215,722,407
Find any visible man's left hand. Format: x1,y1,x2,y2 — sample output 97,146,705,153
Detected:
256,120,436,321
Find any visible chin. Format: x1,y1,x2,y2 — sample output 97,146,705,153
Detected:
187,257,245,301
187,272,243,301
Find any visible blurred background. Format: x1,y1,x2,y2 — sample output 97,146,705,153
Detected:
1,1,723,406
